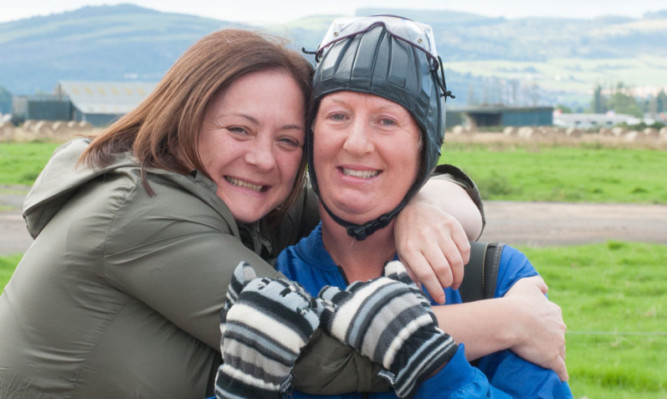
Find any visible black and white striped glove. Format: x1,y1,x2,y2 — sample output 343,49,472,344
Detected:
215,262,323,398
318,261,458,399
217,261,255,343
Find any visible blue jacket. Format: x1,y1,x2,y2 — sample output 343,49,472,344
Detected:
276,224,573,398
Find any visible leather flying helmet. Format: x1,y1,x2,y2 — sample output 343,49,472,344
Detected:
308,15,454,240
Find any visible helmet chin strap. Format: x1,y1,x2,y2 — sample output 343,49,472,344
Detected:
308,148,425,242
319,196,409,241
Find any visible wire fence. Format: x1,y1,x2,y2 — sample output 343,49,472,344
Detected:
567,330,667,336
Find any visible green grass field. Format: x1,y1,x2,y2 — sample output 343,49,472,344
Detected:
0,142,61,186
2,141,666,203
441,142,667,204
520,242,666,399
0,141,665,398
0,255,21,292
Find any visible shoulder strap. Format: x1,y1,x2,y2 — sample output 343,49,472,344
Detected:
458,241,504,302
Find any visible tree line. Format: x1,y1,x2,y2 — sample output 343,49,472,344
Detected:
588,82,667,118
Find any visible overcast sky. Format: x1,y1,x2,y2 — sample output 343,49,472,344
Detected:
2,0,666,24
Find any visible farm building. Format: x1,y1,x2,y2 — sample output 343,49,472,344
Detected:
552,112,639,128
56,81,157,126
12,81,156,127
446,105,554,128
12,94,72,123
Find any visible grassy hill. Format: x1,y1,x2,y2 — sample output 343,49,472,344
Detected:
0,4,242,94
1,5,666,109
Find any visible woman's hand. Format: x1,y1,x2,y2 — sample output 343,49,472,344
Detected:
394,201,469,304
394,179,480,304
504,276,569,381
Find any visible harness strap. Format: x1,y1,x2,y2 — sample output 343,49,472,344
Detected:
458,241,504,303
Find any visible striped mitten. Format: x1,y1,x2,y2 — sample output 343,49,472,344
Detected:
383,260,434,316
318,261,458,398
215,263,323,399
218,261,256,343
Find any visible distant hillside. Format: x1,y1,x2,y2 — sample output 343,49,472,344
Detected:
0,4,242,94
354,8,667,61
1,4,666,108
279,7,667,107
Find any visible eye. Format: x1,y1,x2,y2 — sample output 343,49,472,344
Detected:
326,111,348,122
227,126,249,135
378,117,398,127
373,115,400,130
277,136,303,149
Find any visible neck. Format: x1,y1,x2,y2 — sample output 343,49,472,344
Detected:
320,207,397,282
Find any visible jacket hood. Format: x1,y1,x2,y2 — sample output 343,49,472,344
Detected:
22,138,137,238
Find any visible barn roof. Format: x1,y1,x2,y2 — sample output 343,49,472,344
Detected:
56,81,157,114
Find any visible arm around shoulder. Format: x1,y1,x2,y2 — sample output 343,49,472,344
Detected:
431,163,485,239
394,164,484,302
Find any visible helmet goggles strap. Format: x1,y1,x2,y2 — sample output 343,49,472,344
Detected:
316,15,454,101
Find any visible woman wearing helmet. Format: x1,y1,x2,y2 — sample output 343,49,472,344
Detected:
215,16,572,398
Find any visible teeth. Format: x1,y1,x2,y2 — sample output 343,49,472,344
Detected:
342,168,379,178
226,177,264,192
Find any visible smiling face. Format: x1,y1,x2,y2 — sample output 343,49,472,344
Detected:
312,91,421,225
197,69,306,224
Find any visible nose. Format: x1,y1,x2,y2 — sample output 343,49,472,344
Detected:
245,135,276,171
342,119,373,155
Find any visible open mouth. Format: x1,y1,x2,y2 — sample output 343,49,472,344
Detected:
340,168,380,179
225,176,266,192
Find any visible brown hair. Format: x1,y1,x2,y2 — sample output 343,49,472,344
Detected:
82,29,313,225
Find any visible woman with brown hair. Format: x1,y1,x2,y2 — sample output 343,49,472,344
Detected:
0,28,483,398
